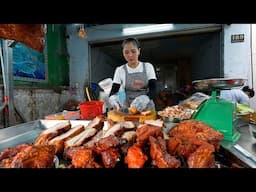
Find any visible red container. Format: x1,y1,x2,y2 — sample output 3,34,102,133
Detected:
79,101,104,120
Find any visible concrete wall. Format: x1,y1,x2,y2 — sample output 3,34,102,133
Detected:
0,88,73,128
223,24,252,84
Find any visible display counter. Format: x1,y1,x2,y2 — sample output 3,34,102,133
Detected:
0,119,256,168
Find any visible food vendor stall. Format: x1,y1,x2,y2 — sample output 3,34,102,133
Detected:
0,112,255,168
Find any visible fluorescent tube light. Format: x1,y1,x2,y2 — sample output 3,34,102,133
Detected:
122,24,174,35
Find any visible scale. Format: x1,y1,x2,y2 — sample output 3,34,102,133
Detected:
191,78,246,142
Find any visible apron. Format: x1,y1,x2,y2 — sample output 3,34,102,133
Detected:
124,63,155,110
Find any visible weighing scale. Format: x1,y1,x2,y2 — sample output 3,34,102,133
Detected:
192,78,246,142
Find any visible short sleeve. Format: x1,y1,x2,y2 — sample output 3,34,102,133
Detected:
145,63,157,80
113,66,123,84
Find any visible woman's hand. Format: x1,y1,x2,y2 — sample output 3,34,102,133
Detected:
109,95,121,110
130,95,150,112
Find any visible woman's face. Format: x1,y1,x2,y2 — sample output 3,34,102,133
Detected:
122,42,140,66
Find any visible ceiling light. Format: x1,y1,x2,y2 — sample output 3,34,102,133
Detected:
122,24,174,35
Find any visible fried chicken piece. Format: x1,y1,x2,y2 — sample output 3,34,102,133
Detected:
149,136,180,168
0,143,32,161
11,145,56,168
187,143,215,168
0,158,13,168
125,145,148,168
64,146,101,168
168,120,224,150
93,135,121,153
167,136,203,158
101,148,121,168
136,124,163,147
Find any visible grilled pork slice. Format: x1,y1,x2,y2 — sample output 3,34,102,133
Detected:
144,119,164,128
48,125,85,154
84,130,104,148
120,121,136,130
64,128,97,148
34,121,71,146
102,123,123,138
85,116,104,130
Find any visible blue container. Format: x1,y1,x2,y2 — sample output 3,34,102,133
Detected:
90,82,98,92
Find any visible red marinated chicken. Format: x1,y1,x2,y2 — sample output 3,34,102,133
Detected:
168,120,223,150
64,146,101,168
93,135,121,168
10,145,56,168
136,124,163,147
101,148,121,168
125,145,148,168
187,143,215,168
149,136,180,168
0,143,32,161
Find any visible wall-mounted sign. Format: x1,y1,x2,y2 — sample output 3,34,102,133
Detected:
231,34,245,43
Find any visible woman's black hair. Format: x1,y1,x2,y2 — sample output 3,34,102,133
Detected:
122,37,140,49
242,86,255,98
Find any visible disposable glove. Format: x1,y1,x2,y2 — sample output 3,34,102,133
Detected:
108,95,121,110
130,95,150,112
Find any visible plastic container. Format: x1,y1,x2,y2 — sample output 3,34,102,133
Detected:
90,82,98,92
63,110,80,120
98,78,112,94
79,101,104,120
45,113,65,120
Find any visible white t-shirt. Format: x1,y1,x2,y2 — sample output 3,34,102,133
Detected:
220,89,249,104
112,62,157,88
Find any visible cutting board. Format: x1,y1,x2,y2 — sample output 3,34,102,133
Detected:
107,109,157,123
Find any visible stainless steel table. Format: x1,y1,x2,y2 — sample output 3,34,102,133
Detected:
221,120,256,168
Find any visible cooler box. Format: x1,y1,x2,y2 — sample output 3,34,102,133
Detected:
79,101,104,120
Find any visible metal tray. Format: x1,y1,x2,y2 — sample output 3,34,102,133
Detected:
192,78,246,91
0,120,93,151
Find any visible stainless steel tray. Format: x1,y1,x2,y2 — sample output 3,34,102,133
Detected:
0,120,92,151
192,78,246,90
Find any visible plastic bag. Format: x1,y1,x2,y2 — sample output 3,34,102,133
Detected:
180,92,210,110
130,95,150,112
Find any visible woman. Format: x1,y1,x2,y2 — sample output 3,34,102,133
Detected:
108,37,157,112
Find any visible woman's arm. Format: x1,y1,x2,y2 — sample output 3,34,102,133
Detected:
148,79,157,100
109,83,121,97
